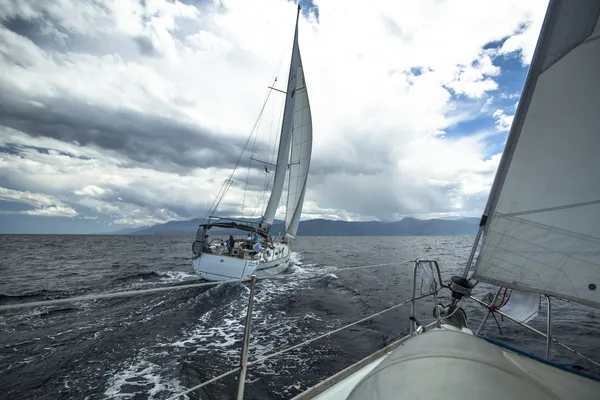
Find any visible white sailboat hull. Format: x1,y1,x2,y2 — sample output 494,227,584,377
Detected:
192,243,291,281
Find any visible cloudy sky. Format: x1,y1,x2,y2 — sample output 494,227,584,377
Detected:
0,0,549,234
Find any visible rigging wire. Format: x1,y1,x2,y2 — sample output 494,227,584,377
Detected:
203,87,272,222
210,44,289,221
250,92,286,219
241,76,273,218
0,262,409,312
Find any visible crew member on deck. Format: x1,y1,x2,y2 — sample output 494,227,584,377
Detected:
202,234,211,253
227,235,235,256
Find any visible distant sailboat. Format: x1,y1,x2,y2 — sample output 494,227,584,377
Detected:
191,5,312,282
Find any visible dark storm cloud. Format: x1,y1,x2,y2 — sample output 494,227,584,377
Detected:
0,1,291,175
308,127,397,178
0,86,248,172
109,167,273,218
2,16,68,51
1,13,161,59
0,1,183,60
133,35,158,56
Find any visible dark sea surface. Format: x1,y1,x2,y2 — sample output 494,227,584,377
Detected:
1,235,599,400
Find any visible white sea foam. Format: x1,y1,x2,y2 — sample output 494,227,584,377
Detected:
108,254,333,397
104,358,189,400
157,271,199,283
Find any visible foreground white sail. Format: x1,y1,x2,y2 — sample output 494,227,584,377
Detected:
472,0,600,308
191,6,312,281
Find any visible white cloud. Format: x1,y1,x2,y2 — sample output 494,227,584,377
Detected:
22,205,77,217
0,0,550,227
74,185,106,197
493,109,515,132
0,186,60,208
0,186,77,217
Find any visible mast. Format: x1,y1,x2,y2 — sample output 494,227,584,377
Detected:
263,5,302,226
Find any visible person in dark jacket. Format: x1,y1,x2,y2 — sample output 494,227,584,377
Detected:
228,235,235,256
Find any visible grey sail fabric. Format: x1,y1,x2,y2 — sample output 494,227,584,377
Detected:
538,0,600,72
284,52,312,238
474,1,600,308
263,11,301,225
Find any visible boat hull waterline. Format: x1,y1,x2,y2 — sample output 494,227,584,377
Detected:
192,245,291,281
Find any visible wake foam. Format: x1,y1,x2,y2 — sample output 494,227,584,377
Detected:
107,252,337,398
104,357,188,400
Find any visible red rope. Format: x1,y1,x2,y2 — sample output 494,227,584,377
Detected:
486,288,511,334
491,311,503,335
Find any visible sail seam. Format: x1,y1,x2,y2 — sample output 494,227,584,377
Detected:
500,198,600,218
482,230,600,271
477,255,580,303
582,33,600,46
492,212,600,243
483,238,600,273
539,6,600,73
472,274,600,309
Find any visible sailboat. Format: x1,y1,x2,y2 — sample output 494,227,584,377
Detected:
2,2,599,399
288,0,600,398
191,5,312,282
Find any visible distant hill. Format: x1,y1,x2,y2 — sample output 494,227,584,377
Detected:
128,217,479,237
103,226,151,235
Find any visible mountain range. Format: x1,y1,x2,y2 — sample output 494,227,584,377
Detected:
120,217,480,236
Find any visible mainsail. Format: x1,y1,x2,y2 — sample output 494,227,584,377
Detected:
263,7,302,225
284,52,312,238
473,1,600,308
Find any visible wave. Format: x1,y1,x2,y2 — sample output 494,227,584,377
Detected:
39,307,79,318
113,271,162,283
113,271,199,286
0,289,63,304
104,357,189,400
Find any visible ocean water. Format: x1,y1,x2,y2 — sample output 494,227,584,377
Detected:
0,235,599,399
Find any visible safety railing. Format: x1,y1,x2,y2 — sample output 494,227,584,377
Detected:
162,259,446,400
470,291,600,368
0,260,445,400
2,259,598,400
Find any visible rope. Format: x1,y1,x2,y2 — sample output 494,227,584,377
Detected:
0,279,250,312
470,295,600,368
203,85,274,221
0,261,411,312
333,261,410,273
490,312,503,335
487,288,512,335
248,299,410,367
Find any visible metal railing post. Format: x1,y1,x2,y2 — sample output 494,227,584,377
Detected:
410,260,419,334
237,275,257,400
545,295,552,360
432,274,440,327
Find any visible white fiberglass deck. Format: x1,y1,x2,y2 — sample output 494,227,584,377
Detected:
306,329,600,400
